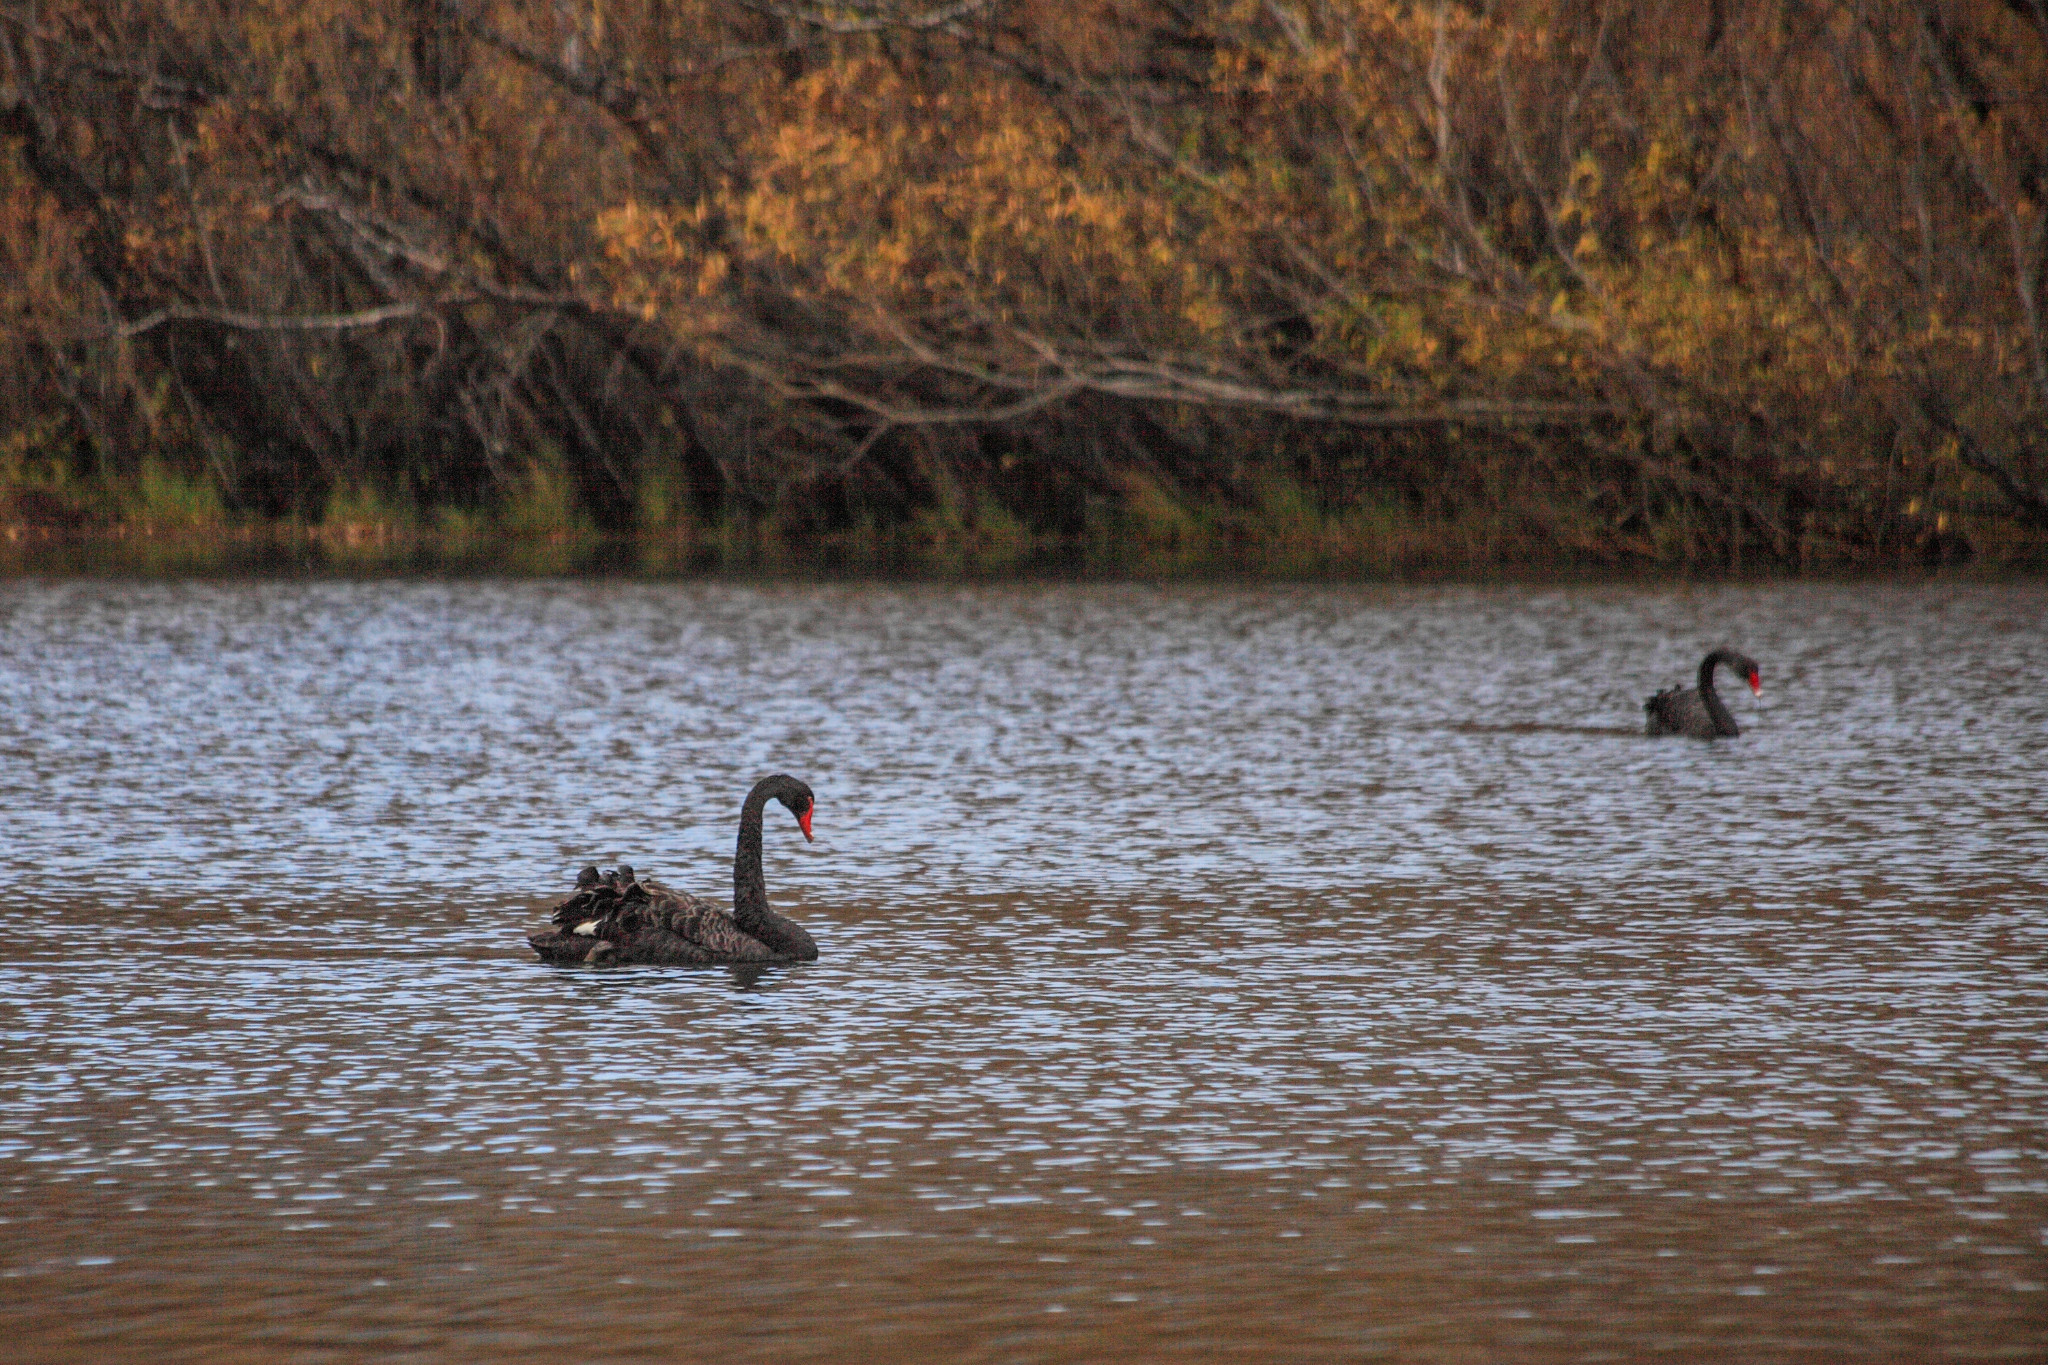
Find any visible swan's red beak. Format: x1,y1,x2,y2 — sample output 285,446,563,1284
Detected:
798,807,814,842
1747,669,1762,697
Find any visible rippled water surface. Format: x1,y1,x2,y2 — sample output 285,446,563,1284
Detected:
2,579,2044,1361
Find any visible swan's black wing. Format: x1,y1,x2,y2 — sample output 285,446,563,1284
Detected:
642,883,782,962
528,874,782,964
1644,685,1712,737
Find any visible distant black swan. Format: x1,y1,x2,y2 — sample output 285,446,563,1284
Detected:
527,774,819,965
1644,649,1762,739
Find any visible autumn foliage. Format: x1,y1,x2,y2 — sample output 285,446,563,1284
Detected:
1,1,2043,570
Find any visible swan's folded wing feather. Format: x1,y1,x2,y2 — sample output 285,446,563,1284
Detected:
547,885,605,929
526,880,786,965
526,916,752,965
1644,685,1712,737
645,883,781,963
527,928,607,963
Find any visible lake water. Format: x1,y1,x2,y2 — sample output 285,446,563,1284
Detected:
1,578,2043,1361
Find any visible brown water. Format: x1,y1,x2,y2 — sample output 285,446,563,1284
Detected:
1,579,2043,1361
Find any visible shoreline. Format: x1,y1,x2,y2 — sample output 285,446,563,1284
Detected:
2,519,2037,582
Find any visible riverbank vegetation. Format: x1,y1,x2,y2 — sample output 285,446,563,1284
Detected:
2,0,2043,574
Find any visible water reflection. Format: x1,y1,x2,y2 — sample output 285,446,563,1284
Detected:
0,580,2044,1360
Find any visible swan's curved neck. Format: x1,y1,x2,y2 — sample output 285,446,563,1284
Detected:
733,785,774,922
1696,651,1741,736
732,781,819,960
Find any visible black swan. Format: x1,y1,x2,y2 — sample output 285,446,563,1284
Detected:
1644,649,1762,738
527,774,820,965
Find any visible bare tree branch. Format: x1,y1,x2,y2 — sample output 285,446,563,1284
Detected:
116,302,429,340
739,0,1000,38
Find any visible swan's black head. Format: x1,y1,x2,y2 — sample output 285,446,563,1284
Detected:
769,774,815,842
1709,648,1763,697
1733,653,1762,697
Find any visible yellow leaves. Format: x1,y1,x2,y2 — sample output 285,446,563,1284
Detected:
1643,138,1671,182
1570,152,1602,197
1623,129,1698,224
1459,323,1488,367
1182,289,1228,337
695,253,730,297
697,51,1220,339
594,198,732,334
1358,298,1452,372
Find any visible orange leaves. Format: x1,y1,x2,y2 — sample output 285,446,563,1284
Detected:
595,199,731,336
709,53,1216,344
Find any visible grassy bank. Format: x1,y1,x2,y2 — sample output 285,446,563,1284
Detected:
4,460,2035,579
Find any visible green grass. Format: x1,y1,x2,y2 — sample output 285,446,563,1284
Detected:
126,459,227,530
4,444,2037,577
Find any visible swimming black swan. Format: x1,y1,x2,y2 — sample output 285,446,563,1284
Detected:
1644,649,1762,738
527,774,820,965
